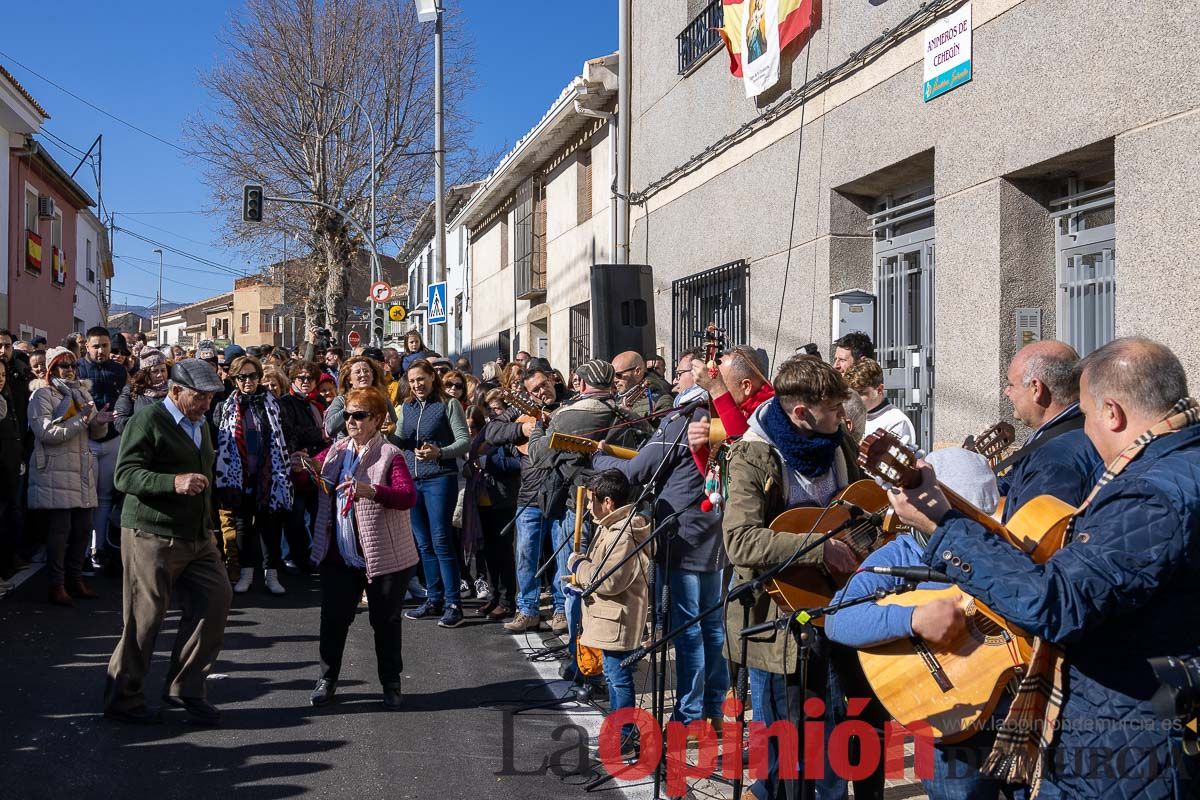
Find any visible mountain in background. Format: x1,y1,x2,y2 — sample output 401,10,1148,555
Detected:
108,302,186,319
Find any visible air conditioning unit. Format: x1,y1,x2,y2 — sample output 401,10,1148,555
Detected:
38,196,56,219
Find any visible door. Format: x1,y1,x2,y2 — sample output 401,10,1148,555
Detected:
874,237,936,448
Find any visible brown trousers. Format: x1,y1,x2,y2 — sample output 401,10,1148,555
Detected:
104,528,233,712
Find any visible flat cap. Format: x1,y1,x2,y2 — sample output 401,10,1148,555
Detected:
171,358,226,394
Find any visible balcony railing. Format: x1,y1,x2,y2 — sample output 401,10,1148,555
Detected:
677,0,724,75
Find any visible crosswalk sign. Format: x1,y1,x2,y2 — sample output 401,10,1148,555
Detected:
428,282,447,325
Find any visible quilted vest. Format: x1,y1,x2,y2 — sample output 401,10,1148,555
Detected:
400,397,456,479
311,435,418,580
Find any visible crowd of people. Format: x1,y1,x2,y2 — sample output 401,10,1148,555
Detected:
1,321,1197,800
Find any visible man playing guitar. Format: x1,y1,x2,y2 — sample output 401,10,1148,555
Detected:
887,337,1200,799
996,341,1102,522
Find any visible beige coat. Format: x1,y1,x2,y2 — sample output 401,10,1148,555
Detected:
576,504,652,653
27,378,105,510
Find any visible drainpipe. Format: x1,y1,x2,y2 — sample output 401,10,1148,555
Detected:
616,0,631,264
573,101,617,261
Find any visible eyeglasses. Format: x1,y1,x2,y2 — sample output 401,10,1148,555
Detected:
615,367,639,379
444,382,464,391
346,410,374,421
54,362,77,371
295,375,316,383
234,373,261,383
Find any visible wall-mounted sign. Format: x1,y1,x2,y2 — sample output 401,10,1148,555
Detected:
923,2,972,102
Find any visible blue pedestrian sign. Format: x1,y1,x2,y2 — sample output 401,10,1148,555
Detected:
427,281,448,325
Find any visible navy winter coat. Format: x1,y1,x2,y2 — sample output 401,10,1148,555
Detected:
593,404,727,573
997,404,1103,524
923,424,1200,799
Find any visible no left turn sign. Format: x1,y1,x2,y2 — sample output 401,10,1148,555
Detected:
369,281,392,303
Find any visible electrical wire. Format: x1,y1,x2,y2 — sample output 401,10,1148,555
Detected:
116,253,235,278
112,227,246,276
0,48,222,168
117,214,235,251
114,256,223,292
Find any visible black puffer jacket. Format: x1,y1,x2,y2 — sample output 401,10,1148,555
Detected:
278,392,327,456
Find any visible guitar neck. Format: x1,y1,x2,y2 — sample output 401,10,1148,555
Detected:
937,482,1011,539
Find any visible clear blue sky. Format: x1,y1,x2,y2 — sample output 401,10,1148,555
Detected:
0,1,615,310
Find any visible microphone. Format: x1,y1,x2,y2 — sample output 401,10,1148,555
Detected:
833,500,885,528
862,565,953,584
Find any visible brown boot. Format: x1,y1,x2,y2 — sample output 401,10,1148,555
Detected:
67,577,99,599
48,585,74,607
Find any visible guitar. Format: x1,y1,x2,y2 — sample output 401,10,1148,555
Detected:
548,431,639,461
763,480,902,624
854,429,1077,741
501,389,551,455
962,421,1016,468
571,485,605,678
620,379,650,410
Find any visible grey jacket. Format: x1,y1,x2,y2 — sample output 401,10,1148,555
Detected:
27,378,106,510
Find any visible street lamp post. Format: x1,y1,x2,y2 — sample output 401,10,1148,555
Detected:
415,0,446,354
153,248,163,346
310,80,381,344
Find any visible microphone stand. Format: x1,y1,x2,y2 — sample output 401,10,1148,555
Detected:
619,506,871,800
736,582,921,800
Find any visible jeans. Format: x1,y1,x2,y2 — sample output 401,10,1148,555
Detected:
409,473,460,606
514,505,553,617
319,560,414,688
89,437,120,553
603,649,637,736
665,566,729,723
747,664,846,800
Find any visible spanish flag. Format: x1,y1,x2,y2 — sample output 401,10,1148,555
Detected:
719,0,820,94
26,230,42,271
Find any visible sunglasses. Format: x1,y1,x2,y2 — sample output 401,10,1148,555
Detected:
295,375,317,383
234,373,261,382
346,410,374,421
444,382,464,390
54,362,77,371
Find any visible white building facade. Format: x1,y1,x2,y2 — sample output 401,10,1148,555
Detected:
73,208,110,332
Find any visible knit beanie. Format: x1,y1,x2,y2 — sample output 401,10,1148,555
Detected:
139,350,167,370
575,359,614,389
45,346,75,375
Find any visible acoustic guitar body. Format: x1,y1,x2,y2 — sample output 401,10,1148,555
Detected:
856,493,1076,741
515,415,537,456
764,480,894,625
857,587,1022,743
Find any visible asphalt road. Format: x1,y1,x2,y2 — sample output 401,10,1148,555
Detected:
0,565,638,800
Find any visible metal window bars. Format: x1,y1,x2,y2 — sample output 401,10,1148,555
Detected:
677,0,724,75
1053,180,1115,356
671,260,750,367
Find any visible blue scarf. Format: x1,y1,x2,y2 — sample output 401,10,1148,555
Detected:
761,398,843,479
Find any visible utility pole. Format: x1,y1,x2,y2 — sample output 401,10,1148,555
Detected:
433,1,447,354
153,248,164,346
616,0,632,264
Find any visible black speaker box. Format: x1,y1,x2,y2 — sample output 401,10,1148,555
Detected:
589,263,655,361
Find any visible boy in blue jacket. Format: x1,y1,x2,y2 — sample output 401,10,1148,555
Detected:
826,447,1026,800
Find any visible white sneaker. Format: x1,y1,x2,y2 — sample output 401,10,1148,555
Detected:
474,577,491,601
264,569,286,595
233,568,253,594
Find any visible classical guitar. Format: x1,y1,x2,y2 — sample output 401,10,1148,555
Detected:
962,420,1016,468
548,431,639,461
763,480,903,625
501,389,550,455
854,429,1077,742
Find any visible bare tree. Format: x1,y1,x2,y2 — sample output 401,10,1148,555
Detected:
189,0,483,337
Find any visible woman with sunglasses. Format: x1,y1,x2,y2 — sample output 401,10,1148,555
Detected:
323,356,398,439
278,360,330,572
216,356,294,596
113,350,170,433
398,359,470,628
296,388,417,709
27,347,107,606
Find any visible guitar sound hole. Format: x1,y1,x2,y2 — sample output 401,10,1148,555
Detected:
965,600,1007,646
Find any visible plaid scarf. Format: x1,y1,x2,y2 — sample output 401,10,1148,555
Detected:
983,396,1200,794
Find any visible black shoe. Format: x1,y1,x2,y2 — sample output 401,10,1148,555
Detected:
165,696,221,726
310,678,337,707
104,705,163,725
281,559,302,575
382,685,403,710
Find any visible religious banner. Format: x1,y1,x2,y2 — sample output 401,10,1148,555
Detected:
719,0,820,98
52,246,66,286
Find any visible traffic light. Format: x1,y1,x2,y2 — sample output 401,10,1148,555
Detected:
242,184,264,222
372,304,386,345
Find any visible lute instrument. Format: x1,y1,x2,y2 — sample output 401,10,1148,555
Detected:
853,428,1077,742
548,431,639,460
962,420,1016,468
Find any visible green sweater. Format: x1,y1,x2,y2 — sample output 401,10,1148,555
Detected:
114,402,215,539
